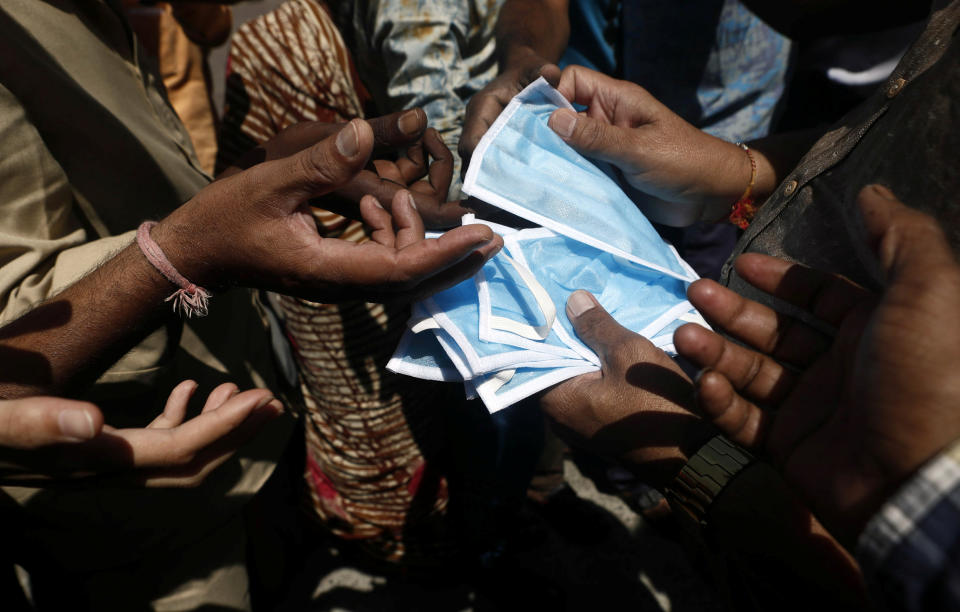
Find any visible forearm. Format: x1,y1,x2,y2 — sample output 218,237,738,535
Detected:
494,0,569,68
688,127,825,224
0,242,174,398
708,462,867,607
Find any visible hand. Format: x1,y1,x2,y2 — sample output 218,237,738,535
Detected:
540,290,715,488
220,110,470,228
154,118,503,302
0,380,282,487
547,65,756,226
459,52,561,167
336,127,470,229
673,185,960,545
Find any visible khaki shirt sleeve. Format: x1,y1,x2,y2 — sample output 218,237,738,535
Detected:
0,82,170,383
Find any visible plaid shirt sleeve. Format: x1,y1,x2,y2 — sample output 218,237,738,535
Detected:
857,437,960,612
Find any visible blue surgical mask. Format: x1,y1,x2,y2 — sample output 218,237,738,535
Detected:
462,77,696,283
389,79,710,413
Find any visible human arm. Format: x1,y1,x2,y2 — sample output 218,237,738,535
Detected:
540,290,867,604
0,380,281,487
458,0,566,163
548,65,823,226
0,120,501,398
673,184,960,546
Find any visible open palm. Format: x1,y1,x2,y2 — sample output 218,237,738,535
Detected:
674,186,960,545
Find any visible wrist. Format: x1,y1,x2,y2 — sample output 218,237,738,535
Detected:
663,434,756,534
149,216,221,291
620,412,717,489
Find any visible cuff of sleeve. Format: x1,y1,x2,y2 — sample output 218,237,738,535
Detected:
856,437,960,606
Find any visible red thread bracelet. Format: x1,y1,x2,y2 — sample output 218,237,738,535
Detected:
729,142,757,230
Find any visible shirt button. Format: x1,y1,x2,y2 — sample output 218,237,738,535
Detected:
783,180,798,196
887,77,906,98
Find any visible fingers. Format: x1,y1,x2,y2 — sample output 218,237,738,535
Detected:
390,191,426,250
548,108,634,168
459,93,503,162
0,396,104,449
674,323,797,406
202,382,240,414
422,128,453,200
360,195,395,247
368,108,427,149
686,278,832,367
150,380,198,428
538,63,562,87
394,138,428,184
308,222,500,293
733,254,871,326
564,290,639,368
695,370,769,449
403,232,504,299
858,184,958,282
372,159,406,185
123,389,279,468
240,118,374,205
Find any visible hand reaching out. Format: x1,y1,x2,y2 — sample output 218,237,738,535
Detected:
547,65,758,226
673,185,960,545
338,127,470,229
540,291,714,488
154,118,502,303
0,380,282,487
220,110,470,229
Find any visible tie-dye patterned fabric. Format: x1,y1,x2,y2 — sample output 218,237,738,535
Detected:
344,0,504,196
620,0,792,142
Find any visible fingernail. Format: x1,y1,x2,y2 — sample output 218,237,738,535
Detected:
336,121,359,157
551,109,577,139
398,110,422,136
255,395,276,410
869,184,897,200
566,290,596,318
404,191,417,211
59,409,95,440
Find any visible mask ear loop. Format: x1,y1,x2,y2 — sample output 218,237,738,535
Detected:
485,254,556,341
475,369,517,397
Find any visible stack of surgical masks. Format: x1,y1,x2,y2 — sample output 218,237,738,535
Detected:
388,78,708,413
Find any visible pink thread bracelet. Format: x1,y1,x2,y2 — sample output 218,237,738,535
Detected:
136,221,211,318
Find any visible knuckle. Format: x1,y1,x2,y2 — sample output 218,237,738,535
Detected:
302,145,344,186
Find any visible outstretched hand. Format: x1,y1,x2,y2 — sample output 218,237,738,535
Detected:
155,118,502,303
220,110,470,228
540,291,715,488
0,380,282,487
674,185,960,545
547,65,757,226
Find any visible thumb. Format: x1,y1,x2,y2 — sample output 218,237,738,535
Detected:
549,109,633,169
565,290,637,367
0,397,104,449
240,118,375,205
858,184,957,282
